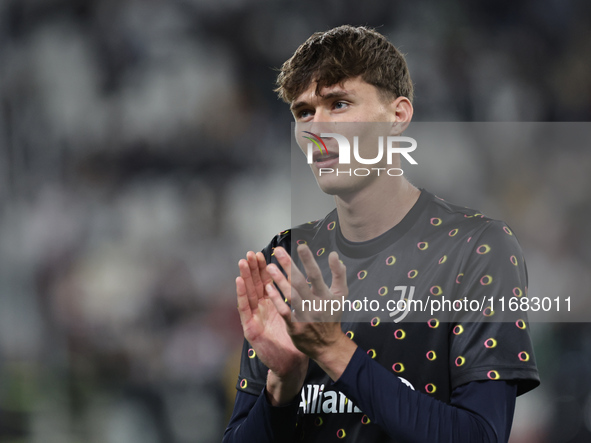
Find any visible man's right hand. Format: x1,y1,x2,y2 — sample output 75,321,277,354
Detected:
236,250,308,405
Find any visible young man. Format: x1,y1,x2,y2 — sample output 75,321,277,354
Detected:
223,25,539,442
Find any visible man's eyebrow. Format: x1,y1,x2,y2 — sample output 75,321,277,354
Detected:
290,100,308,112
290,90,352,112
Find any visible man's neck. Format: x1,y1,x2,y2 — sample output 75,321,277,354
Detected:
334,179,420,242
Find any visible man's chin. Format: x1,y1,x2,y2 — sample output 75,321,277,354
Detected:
314,177,356,196
317,185,340,196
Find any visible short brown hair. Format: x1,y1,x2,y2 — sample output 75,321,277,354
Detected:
275,25,413,104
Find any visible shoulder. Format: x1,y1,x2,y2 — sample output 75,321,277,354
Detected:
425,191,521,244
417,192,526,280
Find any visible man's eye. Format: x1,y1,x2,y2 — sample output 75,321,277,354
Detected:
334,101,348,110
298,110,313,119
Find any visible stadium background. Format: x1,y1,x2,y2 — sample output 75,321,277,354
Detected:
1,0,590,442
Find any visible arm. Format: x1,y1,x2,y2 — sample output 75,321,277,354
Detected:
223,349,517,443
332,346,516,442
222,389,299,443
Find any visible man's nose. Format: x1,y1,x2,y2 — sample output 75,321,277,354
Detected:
309,109,334,135
312,108,332,123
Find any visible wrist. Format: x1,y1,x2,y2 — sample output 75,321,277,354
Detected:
265,362,307,406
313,333,357,381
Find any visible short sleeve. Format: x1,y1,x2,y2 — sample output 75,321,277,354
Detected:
449,220,540,395
235,230,292,395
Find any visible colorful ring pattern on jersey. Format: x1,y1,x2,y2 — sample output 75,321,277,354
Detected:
510,255,518,266
480,275,493,285
476,244,491,254
484,338,497,348
487,370,500,380
428,318,439,328
516,319,527,329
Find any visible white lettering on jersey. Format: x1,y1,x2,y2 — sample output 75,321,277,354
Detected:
298,379,415,414
398,376,415,390
298,384,362,414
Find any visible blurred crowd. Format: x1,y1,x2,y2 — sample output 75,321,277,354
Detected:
0,0,590,442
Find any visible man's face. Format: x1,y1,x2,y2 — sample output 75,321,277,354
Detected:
291,77,407,196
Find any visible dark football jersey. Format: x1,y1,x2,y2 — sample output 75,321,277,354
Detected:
237,189,540,442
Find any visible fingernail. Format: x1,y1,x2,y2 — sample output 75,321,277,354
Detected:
266,283,274,293
267,264,278,274
275,248,284,257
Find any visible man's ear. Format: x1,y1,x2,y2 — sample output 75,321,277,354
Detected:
389,96,413,135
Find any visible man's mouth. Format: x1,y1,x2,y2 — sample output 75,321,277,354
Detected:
313,152,339,164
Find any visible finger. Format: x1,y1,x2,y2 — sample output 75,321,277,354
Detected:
266,282,292,323
256,252,272,288
267,263,292,304
288,284,305,323
296,244,328,294
283,254,310,300
239,258,259,312
246,251,265,299
272,247,292,282
267,263,306,322
236,276,252,324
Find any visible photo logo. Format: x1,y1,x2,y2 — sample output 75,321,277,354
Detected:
302,131,328,155
303,132,417,177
